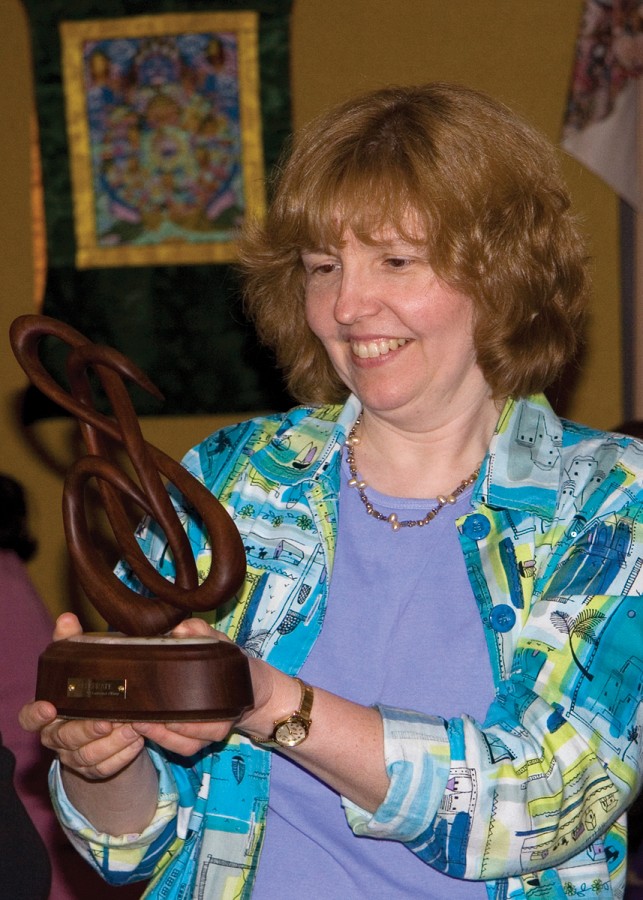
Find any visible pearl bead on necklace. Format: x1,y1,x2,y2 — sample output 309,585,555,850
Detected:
345,415,480,532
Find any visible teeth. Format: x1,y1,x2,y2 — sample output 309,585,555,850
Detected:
351,338,407,359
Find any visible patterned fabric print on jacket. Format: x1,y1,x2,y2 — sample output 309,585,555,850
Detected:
58,395,643,899
445,399,643,897
186,405,348,670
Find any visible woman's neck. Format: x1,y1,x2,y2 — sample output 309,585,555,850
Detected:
352,397,501,499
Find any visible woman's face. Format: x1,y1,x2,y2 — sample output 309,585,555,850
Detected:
303,226,491,429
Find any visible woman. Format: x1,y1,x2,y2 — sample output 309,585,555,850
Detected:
20,83,643,898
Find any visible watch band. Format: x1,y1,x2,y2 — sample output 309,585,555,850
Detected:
250,677,314,748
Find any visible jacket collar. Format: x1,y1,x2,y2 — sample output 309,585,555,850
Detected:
249,394,361,486
474,394,564,518
249,392,563,519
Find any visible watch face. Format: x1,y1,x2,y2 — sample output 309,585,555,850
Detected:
275,715,308,747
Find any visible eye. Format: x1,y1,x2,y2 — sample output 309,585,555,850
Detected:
312,262,340,275
301,252,340,276
385,257,412,269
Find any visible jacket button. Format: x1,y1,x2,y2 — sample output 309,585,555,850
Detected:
490,604,516,632
461,513,491,540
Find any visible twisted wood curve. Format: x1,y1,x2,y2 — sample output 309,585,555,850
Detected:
10,315,246,636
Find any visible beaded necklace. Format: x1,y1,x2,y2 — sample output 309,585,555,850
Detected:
345,415,480,532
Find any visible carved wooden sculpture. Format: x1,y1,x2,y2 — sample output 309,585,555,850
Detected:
10,315,253,719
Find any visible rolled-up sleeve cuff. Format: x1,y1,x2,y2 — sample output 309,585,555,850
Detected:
50,745,178,856
343,705,451,842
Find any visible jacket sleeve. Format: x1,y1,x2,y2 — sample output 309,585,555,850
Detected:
49,746,181,885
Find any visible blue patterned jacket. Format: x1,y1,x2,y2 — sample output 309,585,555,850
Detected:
52,394,643,899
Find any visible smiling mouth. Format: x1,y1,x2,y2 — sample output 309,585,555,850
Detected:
351,338,409,359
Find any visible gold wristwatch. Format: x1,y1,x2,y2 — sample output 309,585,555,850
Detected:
252,677,314,748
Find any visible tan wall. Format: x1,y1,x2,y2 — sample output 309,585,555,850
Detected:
0,0,620,621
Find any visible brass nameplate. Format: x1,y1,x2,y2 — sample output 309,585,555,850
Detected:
67,678,127,699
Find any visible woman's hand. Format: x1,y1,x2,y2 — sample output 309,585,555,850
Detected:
143,620,389,815
130,617,282,756
19,613,148,781
19,613,159,835
18,614,281,772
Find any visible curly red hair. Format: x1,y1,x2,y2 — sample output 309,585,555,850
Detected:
239,83,589,404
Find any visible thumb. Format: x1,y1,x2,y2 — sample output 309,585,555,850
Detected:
171,616,218,638
53,612,83,641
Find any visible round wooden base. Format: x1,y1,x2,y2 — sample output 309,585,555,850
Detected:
36,634,254,721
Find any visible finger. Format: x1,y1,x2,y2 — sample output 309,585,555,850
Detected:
43,717,113,753
53,723,145,780
19,700,58,733
133,720,232,756
171,617,216,638
53,613,83,641
74,737,146,780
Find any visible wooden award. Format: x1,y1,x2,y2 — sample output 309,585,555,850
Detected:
10,315,253,721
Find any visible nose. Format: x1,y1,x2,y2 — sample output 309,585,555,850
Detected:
333,265,380,325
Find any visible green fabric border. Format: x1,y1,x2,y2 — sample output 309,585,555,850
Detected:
21,0,293,419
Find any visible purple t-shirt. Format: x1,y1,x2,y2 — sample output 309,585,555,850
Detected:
251,457,494,897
